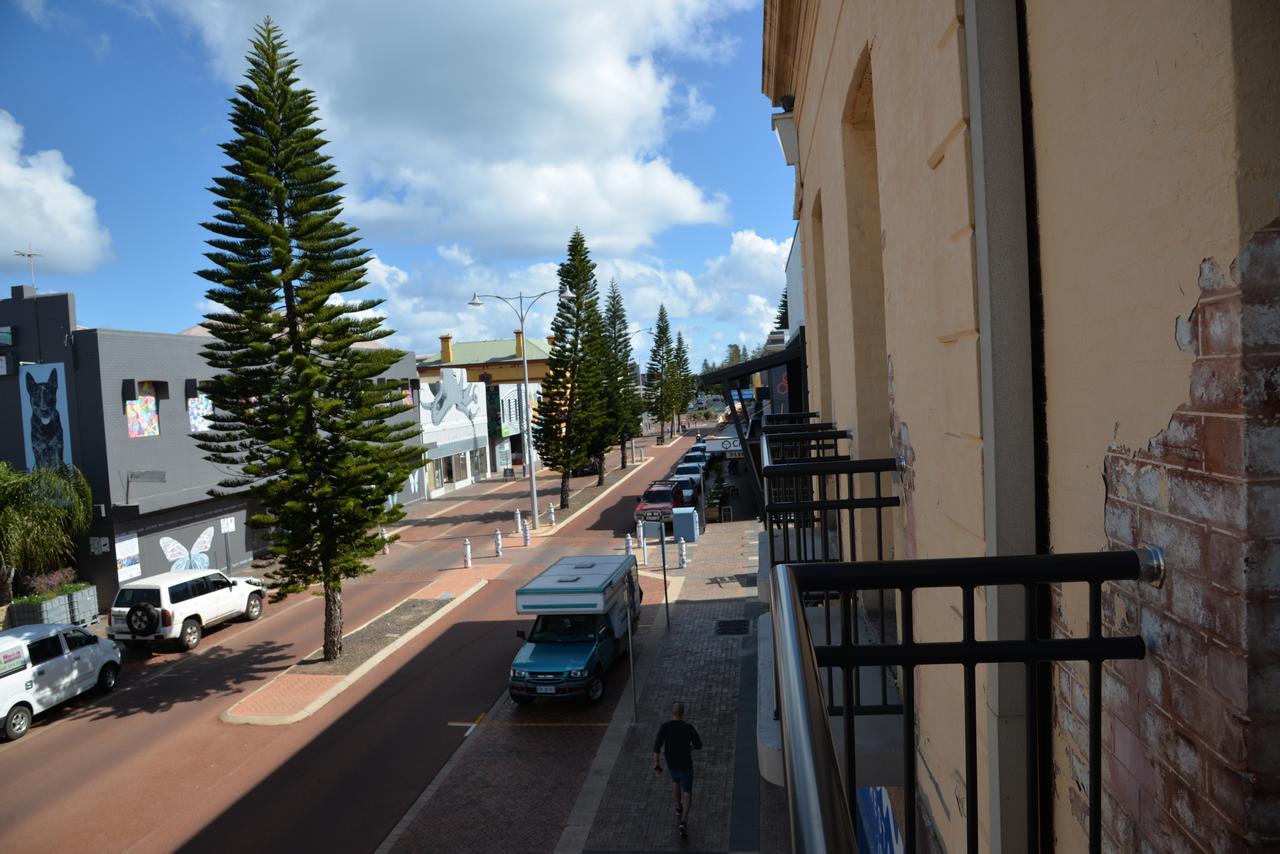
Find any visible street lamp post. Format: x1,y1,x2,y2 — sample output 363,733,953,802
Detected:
468,289,557,529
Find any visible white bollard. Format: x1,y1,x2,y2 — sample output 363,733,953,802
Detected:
635,519,644,548
463,537,472,568
514,508,522,534
625,533,634,557
495,528,504,557
640,527,650,566
548,505,556,526
678,537,688,569
380,526,390,555
522,520,532,547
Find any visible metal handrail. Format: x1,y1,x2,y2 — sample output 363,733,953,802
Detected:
772,562,858,854
773,548,1162,854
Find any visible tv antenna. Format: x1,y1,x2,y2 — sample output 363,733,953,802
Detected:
14,242,41,286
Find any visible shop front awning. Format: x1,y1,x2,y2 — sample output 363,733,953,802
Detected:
700,329,807,515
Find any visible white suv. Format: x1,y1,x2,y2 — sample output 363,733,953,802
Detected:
107,570,265,652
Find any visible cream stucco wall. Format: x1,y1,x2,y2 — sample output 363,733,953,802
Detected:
1026,1,1268,847
788,0,987,849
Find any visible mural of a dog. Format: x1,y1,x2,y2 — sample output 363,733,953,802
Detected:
25,368,65,468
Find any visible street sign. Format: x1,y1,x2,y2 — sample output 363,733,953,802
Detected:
220,516,236,534
714,436,741,453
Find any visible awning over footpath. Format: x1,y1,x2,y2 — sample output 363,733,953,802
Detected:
700,329,807,514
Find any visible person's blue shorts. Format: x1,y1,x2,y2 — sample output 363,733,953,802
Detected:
669,767,694,793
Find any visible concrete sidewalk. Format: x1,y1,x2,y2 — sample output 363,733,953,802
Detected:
378,519,789,854
561,518,790,854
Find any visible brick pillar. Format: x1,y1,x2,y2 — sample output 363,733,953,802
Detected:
1096,216,1280,851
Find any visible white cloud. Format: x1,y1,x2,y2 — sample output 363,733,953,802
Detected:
15,0,48,23
89,32,111,59
359,254,561,354
150,0,744,256
360,229,790,370
0,110,111,274
436,244,474,267
673,85,715,128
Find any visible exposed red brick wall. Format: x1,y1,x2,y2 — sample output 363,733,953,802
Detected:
1062,215,1280,851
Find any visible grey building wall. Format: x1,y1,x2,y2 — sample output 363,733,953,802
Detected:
80,328,228,512
1,288,427,611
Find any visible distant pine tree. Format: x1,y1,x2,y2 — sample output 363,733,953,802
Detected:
673,332,693,429
602,281,642,469
645,306,674,441
196,20,421,661
533,230,606,508
775,287,789,330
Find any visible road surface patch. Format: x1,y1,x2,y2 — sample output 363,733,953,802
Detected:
534,455,655,537
221,579,486,726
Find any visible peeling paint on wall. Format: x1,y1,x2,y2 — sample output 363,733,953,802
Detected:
1075,213,1280,851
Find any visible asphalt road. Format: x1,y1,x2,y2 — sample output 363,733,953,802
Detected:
0,431,698,853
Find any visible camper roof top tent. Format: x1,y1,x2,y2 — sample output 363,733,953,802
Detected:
515,555,638,615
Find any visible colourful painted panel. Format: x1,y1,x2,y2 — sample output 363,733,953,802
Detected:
127,381,160,438
187,392,213,432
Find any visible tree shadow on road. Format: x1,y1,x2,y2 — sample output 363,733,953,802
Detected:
50,639,293,725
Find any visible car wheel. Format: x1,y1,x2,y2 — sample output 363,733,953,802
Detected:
243,593,263,622
509,692,533,706
97,663,119,693
126,603,160,635
587,674,605,703
4,704,32,741
179,618,202,651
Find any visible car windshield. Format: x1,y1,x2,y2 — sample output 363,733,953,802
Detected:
676,465,700,475
529,614,599,643
643,489,673,504
113,588,161,608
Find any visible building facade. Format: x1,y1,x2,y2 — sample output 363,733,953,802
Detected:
417,333,549,473
419,367,491,496
0,287,426,611
763,0,1279,850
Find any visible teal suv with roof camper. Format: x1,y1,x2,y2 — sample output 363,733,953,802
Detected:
509,555,642,705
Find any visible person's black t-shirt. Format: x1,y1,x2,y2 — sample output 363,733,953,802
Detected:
654,720,702,770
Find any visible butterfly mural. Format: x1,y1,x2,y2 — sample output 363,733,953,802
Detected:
159,526,215,572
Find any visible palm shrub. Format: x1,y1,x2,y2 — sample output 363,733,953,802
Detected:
0,462,92,605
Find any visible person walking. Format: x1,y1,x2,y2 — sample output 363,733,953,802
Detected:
653,701,702,838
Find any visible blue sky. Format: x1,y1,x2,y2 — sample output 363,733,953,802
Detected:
1,0,795,368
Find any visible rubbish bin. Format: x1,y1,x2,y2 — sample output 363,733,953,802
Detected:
672,507,699,544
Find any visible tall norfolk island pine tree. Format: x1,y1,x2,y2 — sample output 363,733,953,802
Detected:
197,20,421,661
602,281,642,470
645,305,674,441
533,230,607,508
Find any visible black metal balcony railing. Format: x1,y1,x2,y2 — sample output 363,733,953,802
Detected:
760,417,901,730
760,416,1161,854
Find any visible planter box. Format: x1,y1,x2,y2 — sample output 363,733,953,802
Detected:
9,595,71,627
67,586,100,626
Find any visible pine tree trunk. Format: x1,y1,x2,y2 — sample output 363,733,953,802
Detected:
560,471,571,509
323,581,343,661
596,456,605,487
620,435,628,470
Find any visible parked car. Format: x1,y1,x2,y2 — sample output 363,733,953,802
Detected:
634,480,690,528
682,451,709,472
670,475,697,505
673,462,705,485
509,555,641,705
1,623,121,740
107,570,266,652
